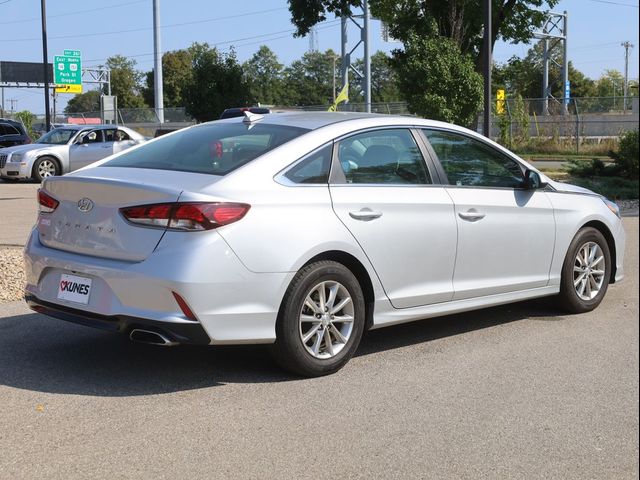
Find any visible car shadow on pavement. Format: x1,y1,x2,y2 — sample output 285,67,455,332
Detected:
0,298,560,397
357,297,561,357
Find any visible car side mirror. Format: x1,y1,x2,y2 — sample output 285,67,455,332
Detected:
524,169,547,190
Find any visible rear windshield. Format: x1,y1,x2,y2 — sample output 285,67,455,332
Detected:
101,122,308,175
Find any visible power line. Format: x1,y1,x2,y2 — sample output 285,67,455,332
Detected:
586,0,639,7
0,7,288,42
0,0,147,25
82,19,342,67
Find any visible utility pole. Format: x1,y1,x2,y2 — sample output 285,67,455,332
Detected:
363,0,371,113
1,87,4,117
153,0,164,124
40,0,51,132
483,0,492,137
622,41,633,113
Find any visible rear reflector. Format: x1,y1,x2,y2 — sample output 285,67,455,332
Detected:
172,291,198,321
120,202,250,231
38,189,59,213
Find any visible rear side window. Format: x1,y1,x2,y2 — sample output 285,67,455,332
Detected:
102,122,309,175
0,123,21,136
283,144,332,184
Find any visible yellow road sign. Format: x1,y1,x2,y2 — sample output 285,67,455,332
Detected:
55,84,82,94
496,89,506,115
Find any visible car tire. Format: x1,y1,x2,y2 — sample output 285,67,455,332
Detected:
32,156,60,182
271,261,366,377
558,227,611,314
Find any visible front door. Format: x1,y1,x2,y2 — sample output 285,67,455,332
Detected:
421,129,556,300
69,129,112,171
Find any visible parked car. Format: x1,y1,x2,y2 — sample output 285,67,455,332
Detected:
0,118,31,148
24,112,625,376
219,107,271,119
0,124,145,182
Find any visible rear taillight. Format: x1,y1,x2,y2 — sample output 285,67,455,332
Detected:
38,189,59,213
120,202,250,231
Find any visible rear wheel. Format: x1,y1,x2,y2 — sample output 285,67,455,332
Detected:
558,227,611,313
32,156,60,182
271,261,365,377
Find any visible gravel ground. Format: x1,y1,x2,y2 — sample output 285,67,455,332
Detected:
0,247,25,304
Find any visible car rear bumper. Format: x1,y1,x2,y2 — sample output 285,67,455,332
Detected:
24,228,294,345
26,293,211,345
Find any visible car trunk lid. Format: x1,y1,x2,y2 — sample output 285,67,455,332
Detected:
37,168,222,261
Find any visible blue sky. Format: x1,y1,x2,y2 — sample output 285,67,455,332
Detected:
0,0,638,114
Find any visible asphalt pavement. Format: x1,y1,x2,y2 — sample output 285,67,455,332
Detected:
0,183,638,480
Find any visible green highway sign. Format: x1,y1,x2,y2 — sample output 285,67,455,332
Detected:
54,54,82,86
63,49,81,57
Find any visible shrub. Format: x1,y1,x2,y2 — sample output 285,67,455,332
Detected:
610,129,639,178
567,158,622,178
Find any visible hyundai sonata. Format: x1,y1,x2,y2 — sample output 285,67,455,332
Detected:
24,112,625,376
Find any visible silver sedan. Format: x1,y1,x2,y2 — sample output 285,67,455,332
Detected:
23,112,625,376
0,125,145,182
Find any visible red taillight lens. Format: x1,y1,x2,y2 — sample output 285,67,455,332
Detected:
38,189,59,213
120,202,250,231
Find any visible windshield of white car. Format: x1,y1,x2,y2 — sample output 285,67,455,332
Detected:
101,122,310,175
36,129,79,145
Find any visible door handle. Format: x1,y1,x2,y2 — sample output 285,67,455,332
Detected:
101,146,111,149
349,208,383,221
458,210,486,222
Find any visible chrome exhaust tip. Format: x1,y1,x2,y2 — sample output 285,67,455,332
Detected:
129,328,178,347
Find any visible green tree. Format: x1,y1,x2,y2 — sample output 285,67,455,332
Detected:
105,55,146,108
142,49,193,108
64,90,101,114
288,0,560,74
391,33,483,125
282,50,337,106
183,43,251,122
243,45,285,105
14,110,37,140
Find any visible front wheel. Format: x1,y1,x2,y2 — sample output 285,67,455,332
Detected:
271,261,365,377
558,227,611,313
32,156,60,182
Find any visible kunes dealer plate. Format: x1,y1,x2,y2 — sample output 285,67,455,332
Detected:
57,273,93,304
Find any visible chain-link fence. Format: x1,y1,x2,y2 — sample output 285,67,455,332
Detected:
480,96,639,154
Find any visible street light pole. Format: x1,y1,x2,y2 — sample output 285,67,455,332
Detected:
482,0,492,137
153,0,164,124
40,0,51,132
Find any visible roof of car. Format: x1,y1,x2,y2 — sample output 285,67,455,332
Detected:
214,111,464,134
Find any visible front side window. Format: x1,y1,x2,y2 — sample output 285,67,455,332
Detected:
334,129,430,185
283,143,332,184
102,123,309,176
422,129,524,188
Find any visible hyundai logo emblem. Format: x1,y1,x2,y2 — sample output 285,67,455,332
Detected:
77,198,94,212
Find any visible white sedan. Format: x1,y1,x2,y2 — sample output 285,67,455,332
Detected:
0,125,145,182
24,112,625,376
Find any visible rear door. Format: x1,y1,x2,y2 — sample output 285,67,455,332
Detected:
421,129,555,300
329,128,457,308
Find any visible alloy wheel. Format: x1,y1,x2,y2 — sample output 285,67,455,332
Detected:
299,281,354,359
38,159,57,178
573,241,606,301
